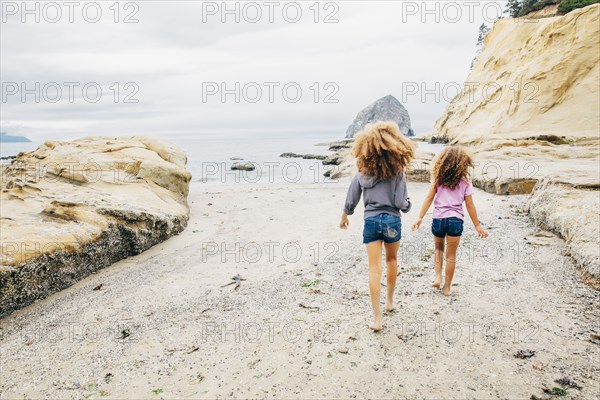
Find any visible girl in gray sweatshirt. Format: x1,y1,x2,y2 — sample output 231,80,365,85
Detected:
339,121,415,332
343,172,411,219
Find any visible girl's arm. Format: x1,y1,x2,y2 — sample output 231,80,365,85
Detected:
340,212,350,229
340,176,362,229
465,195,489,238
412,184,437,230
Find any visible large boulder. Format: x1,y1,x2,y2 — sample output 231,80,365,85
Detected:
528,179,600,277
345,95,413,138
0,136,192,317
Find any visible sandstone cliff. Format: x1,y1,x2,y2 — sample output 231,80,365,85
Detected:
0,136,191,317
432,4,599,143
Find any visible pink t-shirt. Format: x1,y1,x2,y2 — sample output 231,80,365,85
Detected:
433,178,473,220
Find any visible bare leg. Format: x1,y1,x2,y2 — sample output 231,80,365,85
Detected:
383,241,400,312
443,236,461,296
365,240,383,331
432,236,445,288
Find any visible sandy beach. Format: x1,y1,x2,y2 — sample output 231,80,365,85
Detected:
1,181,598,399
1,1,599,399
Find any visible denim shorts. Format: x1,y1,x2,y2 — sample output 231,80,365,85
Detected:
363,214,402,244
431,217,464,238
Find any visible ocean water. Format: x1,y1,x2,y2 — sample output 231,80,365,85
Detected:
0,141,40,159
1,133,444,186
167,131,343,185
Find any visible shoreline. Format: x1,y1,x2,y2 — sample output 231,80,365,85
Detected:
3,135,597,320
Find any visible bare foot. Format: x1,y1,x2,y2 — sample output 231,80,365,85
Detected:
369,314,383,331
442,286,452,296
432,276,442,289
385,301,395,312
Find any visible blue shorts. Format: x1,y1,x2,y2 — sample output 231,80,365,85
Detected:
363,214,401,244
432,217,464,238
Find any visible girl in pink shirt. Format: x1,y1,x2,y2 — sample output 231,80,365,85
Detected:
412,146,488,296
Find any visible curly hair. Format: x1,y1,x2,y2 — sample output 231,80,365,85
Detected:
432,146,474,189
352,121,415,181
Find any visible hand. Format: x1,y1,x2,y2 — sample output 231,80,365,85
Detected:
412,218,422,231
475,224,489,238
340,214,349,229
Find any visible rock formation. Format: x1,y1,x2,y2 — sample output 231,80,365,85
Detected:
280,153,327,160
231,161,256,171
528,179,599,275
345,95,414,138
0,136,191,317
430,4,599,143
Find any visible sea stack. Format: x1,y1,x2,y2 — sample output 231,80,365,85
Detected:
345,95,414,138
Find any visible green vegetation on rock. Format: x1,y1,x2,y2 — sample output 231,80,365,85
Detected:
521,0,560,16
558,0,600,13
505,0,598,17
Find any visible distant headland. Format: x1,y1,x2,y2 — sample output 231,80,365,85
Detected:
0,132,32,143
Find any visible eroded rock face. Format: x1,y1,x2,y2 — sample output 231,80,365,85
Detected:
0,136,191,317
430,4,599,143
472,139,599,193
528,179,600,277
345,95,413,138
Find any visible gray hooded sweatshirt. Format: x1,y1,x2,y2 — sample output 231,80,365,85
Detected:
343,173,411,219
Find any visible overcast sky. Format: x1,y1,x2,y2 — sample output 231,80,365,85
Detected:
0,1,506,140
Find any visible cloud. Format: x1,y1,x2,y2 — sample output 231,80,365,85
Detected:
0,1,504,140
